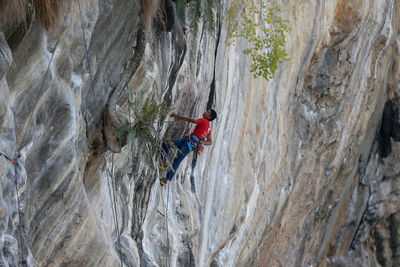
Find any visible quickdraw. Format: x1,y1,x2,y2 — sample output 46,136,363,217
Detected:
0,152,17,165
188,134,204,155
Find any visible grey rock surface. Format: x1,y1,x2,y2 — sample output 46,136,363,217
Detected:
0,0,400,266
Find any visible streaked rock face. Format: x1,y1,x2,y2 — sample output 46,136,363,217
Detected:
0,0,400,266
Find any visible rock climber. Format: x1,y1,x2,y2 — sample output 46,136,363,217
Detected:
159,109,217,186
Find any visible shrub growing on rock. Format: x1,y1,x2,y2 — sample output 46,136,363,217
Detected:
227,0,290,80
116,89,175,170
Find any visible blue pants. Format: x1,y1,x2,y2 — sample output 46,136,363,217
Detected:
162,138,192,181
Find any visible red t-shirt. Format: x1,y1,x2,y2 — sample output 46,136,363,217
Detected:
191,118,211,140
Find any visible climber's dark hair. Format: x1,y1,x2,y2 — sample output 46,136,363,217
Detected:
209,109,217,121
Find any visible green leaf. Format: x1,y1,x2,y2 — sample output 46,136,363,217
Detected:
226,0,290,80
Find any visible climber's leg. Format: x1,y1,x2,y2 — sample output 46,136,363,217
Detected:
165,140,191,181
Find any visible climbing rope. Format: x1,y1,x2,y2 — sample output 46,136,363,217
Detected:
161,81,193,267
166,182,170,267
111,154,123,267
76,4,122,264
9,8,70,266
77,3,125,265
254,229,261,267
1,152,27,266
13,162,28,266
185,80,192,136
17,11,69,149
106,154,123,267
77,0,95,103
161,79,197,266
1,152,26,265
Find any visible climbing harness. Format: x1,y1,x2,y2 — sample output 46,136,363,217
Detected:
185,134,204,155
187,134,200,150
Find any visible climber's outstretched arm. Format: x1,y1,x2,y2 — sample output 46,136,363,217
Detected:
170,113,198,124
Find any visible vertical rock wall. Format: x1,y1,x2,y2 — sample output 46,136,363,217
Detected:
211,0,400,266
0,0,400,266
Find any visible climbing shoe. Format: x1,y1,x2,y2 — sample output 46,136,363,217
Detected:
160,177,168,186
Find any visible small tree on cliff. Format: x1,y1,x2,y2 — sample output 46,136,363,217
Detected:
116,88,175,170
227,0,290,80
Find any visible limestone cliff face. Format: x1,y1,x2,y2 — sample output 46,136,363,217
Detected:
1,0,400,266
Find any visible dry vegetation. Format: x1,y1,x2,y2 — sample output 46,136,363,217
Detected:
1,0,158,32
0,0,27,30
141,0,158,29
32,0,69,29
0,0,70,32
